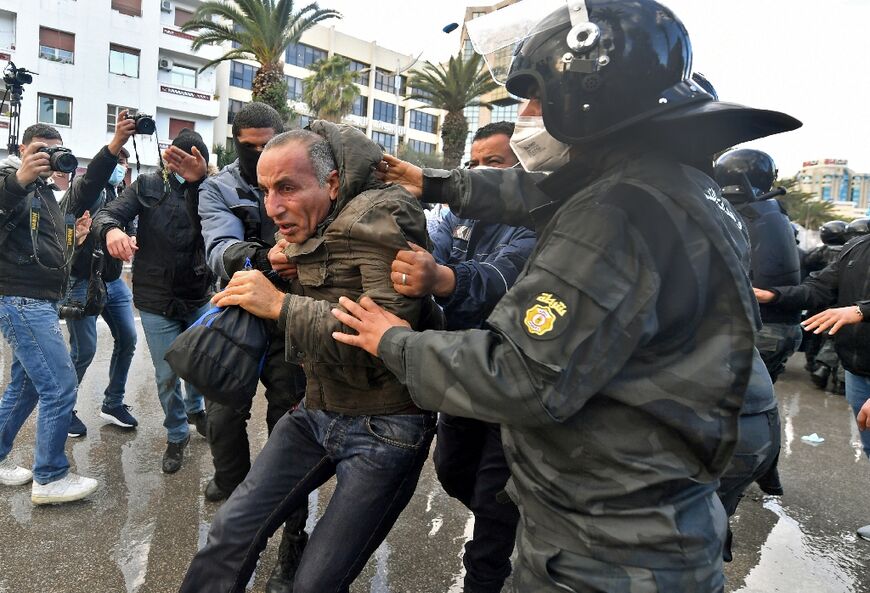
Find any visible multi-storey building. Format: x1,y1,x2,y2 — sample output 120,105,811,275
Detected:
0,0,221,177
214,23,444,158
796,159,870,218
459,0,522,162
0,1,445,177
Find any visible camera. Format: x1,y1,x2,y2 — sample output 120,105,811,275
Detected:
59,248,106,320
37,146,78,174
3,63,33,88
127,112,156,135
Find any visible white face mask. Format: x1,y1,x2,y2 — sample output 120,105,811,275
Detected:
509,115,571,173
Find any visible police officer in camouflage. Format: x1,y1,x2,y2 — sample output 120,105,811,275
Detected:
332,1,801,590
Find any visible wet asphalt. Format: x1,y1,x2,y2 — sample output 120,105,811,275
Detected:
0,318,869,593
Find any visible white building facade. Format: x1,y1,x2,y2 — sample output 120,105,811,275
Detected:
0,0,223,175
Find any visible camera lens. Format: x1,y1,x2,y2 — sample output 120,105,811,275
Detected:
135,116,156,135
50,151,79,174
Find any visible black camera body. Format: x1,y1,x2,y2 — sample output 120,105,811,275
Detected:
59,247,106,320
127,112,156,135
37,146,78,174
3,64,33,88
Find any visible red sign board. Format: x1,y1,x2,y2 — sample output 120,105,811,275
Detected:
0,52,10,61
162,27,196,41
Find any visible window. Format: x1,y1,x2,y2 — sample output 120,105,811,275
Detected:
372,99,404,124
463,38,474,61
230,61,255,89
174,7,194,27
344,58,369,86
0,10,16,51
409,110,437,133
169,63,197,88
107,104,137,133
351,95,367,117
227,99,244,124
169,118,195,140
38,94,72,127
408,86,433,104
109,44,140,77
39,27,75,64
462,105,480,162
286,76,305,101
408,139,435,154
491,102,519,123
112,0,142,17
472,11,486,18
285,42,326,68
231,22,244,49
821,187,831,201
371,131,395,155
374,69,405,93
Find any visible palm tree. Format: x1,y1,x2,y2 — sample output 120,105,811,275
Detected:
301,56,359,123
181,0,340,118
407,53,499,168
777,177,838,229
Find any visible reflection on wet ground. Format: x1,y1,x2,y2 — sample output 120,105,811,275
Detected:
0,322,868,592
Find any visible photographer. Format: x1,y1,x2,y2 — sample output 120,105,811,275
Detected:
65,121,139,438
92,129,214,475
0,121,131,505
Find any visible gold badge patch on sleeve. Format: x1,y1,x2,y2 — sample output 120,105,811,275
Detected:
524,293,567,337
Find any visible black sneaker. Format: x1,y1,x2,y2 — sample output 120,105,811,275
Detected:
100,404,138,428
68,411,87,438
187,410,208,438
162,435,190,474
204,478,231,502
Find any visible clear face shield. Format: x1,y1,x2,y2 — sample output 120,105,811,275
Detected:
465,0,582,86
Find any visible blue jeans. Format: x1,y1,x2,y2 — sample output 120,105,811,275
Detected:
139,305,209,443
66,277,137,409
0,296,78,484
179,404,436,593
845,371,870,458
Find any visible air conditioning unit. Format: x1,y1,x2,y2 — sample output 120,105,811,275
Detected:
160,0,172,13
158,58,173,71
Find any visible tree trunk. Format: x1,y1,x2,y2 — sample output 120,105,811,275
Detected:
252,62,291,121
441,110,468,169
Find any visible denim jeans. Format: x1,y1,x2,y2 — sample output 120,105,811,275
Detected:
179,404,436,593
0,296,78,484
845,371,870,458
139,305,209,443
66,277,137,409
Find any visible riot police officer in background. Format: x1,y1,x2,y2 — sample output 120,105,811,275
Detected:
844,217,870,242
332,0,801,589
715,149,803,383
803,220,848,378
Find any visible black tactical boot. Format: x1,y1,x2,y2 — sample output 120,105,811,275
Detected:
810,365,830,390
755,464,784,496
265,526,308,593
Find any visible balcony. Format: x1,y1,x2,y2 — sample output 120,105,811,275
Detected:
159,25,223,61
157,82,220,118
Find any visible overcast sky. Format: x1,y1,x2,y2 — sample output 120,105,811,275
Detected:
326,0,870,177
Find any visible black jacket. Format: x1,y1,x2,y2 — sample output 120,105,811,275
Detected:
0,146,118,300
71,184,133,283
773,234,870,376
92,173,213,318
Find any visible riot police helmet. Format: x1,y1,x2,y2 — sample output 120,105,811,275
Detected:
504,0,711,145
819,220,848,246
845,217,870,241
714,149,778,203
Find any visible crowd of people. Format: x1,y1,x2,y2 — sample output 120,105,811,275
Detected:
1,0,869,592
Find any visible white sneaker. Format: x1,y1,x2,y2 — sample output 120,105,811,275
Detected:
31,473,98,505
0,456,32,486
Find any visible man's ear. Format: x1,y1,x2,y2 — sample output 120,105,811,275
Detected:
327,170,340,201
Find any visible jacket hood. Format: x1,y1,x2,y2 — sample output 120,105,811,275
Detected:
0,155,21,172
308,120,386,216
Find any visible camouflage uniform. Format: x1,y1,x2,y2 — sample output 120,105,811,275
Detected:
378,154,757,591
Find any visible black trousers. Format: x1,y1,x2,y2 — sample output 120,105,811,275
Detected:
434,414,520,593
206,337,306,493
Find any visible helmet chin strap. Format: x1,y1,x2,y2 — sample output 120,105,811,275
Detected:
566,0,590,26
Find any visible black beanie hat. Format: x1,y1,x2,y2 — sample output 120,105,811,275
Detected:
171,128,210,164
